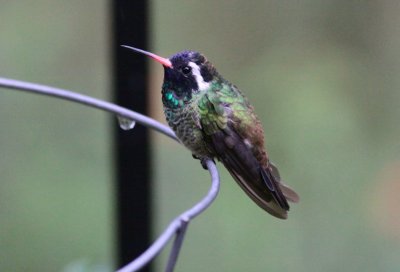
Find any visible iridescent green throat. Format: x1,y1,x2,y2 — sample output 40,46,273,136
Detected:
162,82,194,109
163,91,180,108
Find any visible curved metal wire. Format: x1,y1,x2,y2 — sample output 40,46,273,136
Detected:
0,77,178,142
0,77,220,272
118,160,219,272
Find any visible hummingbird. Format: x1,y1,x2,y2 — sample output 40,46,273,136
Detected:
122,46,299,219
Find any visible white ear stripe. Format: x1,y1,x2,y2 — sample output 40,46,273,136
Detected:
188,62,210,91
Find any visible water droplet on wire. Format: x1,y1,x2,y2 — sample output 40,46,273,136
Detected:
117,116,136,130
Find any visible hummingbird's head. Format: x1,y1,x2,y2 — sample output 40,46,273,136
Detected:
165,50,217,93
121,46,218,108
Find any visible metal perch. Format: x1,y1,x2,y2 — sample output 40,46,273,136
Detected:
0,77,220,272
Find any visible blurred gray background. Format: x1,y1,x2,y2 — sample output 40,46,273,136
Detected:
1,1,400,271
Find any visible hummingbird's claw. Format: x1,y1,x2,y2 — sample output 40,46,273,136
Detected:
192,154,214,170
200,158,209,170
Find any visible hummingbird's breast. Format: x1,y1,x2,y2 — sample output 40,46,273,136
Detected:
163,103,212,158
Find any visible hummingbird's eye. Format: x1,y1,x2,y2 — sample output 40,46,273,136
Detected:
181,66,192,75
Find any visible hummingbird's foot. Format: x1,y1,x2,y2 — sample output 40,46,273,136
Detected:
192,154,214,170
200,158,209,170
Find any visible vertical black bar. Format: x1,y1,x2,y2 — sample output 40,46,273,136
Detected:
111,1,152,271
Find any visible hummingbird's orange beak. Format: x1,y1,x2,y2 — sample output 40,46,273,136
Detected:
121,45,172,68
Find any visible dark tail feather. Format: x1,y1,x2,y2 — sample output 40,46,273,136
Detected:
279,183,300,203
260,167,290,210
269,162,300,203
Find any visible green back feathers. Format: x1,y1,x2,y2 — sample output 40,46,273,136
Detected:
197,82,254,136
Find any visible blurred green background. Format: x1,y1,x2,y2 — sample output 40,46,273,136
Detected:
1,1,400,271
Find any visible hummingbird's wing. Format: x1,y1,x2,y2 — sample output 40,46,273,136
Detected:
199,87,296,219
210,127,289,219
